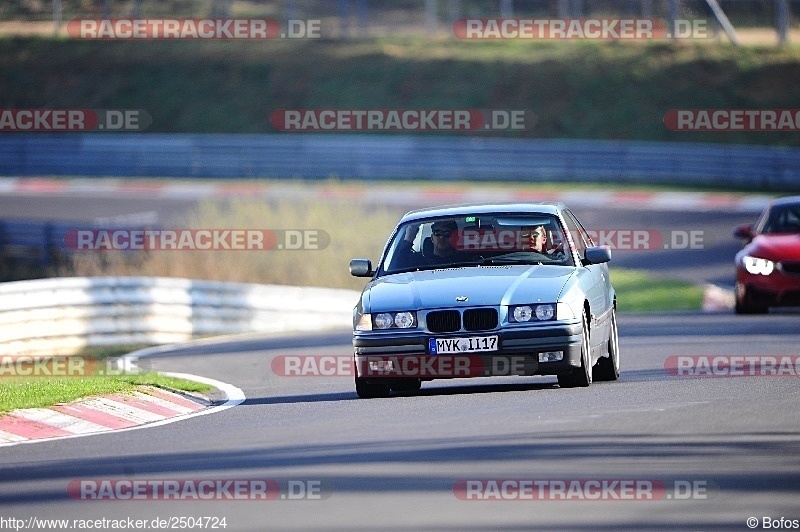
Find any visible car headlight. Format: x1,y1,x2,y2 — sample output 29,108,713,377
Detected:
535,304,555,321
374,313,394,329
511,304,557,322
394,312,415,328
743,255,775,276
370,311,417,330
513,305,533,322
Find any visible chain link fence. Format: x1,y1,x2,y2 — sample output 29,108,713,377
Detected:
1,0,797,42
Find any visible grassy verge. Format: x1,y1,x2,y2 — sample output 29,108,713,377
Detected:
0,346,213,413
612,268,705,312
0,374,212,413
2,36,800,144
63,198,406,291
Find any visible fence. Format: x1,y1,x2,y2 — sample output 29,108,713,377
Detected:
1,134,799,190
0,276,358,357
3,0,798,44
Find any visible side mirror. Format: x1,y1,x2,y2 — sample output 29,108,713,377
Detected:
583,246,611,265
349,259,374,277
733,224,753,240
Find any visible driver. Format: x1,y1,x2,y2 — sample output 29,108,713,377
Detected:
522,224,549,253
521,224,564,258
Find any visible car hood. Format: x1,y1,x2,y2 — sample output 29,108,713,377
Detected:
745,234,800,261
362,265,575,312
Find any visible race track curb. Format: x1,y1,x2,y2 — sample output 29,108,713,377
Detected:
0,386,210,446
703,283,736,312
0,177,774,213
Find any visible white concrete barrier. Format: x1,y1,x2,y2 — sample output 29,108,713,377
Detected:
0,277,360,357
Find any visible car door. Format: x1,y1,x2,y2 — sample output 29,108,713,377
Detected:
561,209,612,350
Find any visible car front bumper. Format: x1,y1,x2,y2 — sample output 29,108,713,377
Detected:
353,321,583,380
737,268,800,307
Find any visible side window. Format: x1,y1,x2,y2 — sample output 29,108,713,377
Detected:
561,210,591,258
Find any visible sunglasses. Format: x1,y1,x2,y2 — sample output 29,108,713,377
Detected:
520,229,546,238
432,230,452,237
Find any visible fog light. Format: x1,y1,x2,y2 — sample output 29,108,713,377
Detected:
539,351,563,362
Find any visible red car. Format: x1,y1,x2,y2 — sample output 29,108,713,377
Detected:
734,195,800,314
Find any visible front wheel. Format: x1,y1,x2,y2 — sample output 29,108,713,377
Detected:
558,312,592,388
594,307,620,381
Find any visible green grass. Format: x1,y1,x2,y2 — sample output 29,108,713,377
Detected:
0,346,212,413
612,268,705,312
0,374,212,413
2,36,800,145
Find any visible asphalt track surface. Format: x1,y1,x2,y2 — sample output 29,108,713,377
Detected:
1,190,797,530
1,314,799,531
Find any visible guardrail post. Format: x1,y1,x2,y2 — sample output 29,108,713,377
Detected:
776,0,789,45
425,0,438,35
41,222,53,268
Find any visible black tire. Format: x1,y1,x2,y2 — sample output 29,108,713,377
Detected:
355,377,390,398
594,307,620,382
558,312,592,388
389,378,422,393
734,283,768,315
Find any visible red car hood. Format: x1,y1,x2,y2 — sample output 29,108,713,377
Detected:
747,234,800,261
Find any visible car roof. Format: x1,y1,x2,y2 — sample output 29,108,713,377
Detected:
399,202,565,223
770,195,800,208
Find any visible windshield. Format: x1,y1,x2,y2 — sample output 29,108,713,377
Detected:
760,204,800,234
380,213,574,275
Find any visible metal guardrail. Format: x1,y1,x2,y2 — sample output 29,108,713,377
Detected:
0,276,358,357
1,134,799,191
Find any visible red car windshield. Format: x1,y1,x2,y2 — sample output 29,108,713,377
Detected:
760,204,800,235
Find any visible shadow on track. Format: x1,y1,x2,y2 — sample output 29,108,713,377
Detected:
241,381,560,406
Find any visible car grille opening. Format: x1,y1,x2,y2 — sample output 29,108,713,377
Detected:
426,310,461,333
463,308,498,331
780,290,800,306
781,261,800,275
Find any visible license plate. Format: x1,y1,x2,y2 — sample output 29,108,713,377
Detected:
429,335,498,355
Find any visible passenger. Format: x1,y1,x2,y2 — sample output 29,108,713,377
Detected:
395,219,466,267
